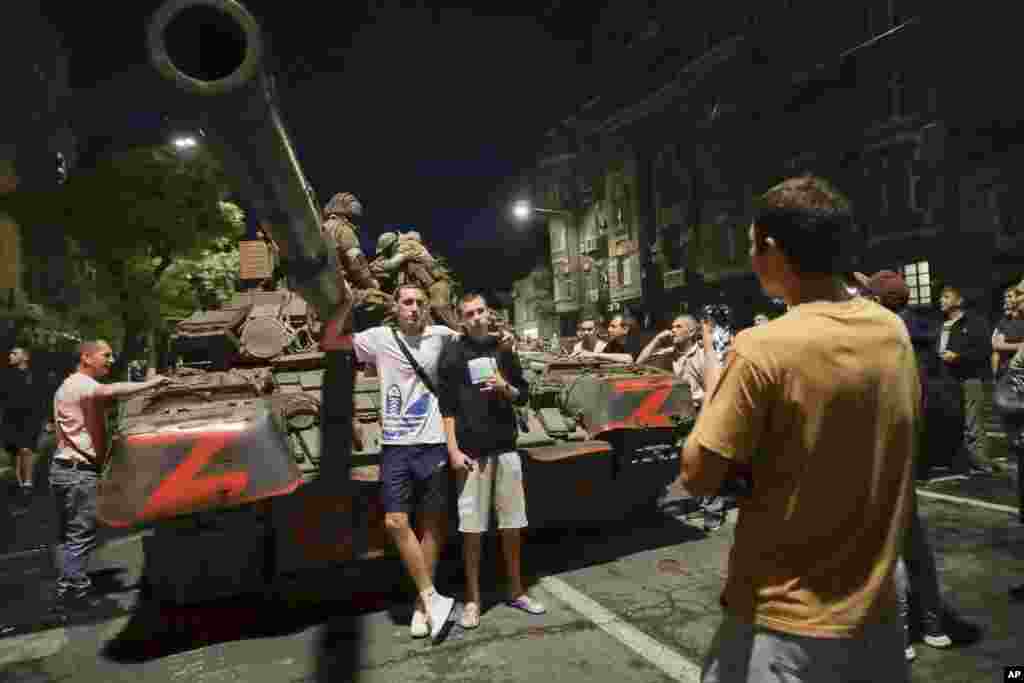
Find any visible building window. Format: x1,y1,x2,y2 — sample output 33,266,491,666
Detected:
567,278,577,301
621,255,633,287
553,277,563,301
902,261,931,305
888,71,905,119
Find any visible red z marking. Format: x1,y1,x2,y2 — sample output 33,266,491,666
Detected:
141,432,249,519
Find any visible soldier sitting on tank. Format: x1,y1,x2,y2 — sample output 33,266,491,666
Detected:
370,230,459,329
321,192,393,329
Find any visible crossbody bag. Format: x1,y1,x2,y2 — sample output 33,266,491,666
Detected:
391,327,440,395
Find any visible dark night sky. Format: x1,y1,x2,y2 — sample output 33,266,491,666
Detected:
42,1,610,298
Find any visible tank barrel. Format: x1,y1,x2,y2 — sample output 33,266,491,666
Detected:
147,0,346,322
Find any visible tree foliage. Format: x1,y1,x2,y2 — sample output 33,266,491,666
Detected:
56,145,244,367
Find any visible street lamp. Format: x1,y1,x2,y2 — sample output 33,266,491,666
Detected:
511,200,570,220
172,135,198,150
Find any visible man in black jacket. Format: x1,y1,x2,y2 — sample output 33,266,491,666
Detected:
2,348,47,496
938,284,996,473
438,293,546,630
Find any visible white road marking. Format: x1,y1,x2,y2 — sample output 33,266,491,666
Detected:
539,575,702,683
916,488,1020,516
0,628,67,667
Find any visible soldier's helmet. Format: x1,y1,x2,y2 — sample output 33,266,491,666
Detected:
377,232,398,253
323,192,360,219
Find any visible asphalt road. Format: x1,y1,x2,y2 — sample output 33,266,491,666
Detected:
1,466,1022,683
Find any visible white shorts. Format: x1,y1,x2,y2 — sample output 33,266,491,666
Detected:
455,451,528,533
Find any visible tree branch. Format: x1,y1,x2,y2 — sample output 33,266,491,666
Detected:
151,253,173,286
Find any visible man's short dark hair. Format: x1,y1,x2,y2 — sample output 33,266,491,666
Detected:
458,291,487,312
753,175,855,276
614,314,636,331
394,283,428,301
76,340,107,362
580,316,598,327
941,283,963,298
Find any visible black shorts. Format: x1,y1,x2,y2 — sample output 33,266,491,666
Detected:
379,444,448,514
3,420,41,453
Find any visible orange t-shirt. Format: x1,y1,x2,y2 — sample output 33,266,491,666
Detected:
691,298,919,638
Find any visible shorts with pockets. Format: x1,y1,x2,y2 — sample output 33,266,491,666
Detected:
456,451,528,533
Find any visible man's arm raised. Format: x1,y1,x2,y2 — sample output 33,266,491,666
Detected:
94,375,170,399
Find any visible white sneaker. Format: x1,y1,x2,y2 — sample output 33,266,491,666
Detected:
922,632,952,648
425,590,455,640
905,645,916,662
410,608,428,638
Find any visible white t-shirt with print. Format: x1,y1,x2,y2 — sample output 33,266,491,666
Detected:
354,325,457,445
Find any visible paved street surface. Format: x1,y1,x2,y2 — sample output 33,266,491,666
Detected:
1,462,1022,683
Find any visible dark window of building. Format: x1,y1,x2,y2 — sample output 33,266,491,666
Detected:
888,71,905,119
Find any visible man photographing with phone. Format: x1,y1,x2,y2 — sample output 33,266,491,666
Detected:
438,292,545,630
681,176,917,682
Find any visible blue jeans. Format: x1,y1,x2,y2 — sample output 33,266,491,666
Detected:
49,461,99,597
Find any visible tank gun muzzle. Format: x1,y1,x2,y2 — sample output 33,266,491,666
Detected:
147,0,348,323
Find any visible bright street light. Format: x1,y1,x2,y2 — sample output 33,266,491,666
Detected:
172,135,199,150
511,200,570,221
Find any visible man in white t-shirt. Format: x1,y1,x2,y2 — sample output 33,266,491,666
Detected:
353,284,457,640
50,340,168,613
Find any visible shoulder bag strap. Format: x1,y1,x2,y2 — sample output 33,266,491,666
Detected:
391,327,438,396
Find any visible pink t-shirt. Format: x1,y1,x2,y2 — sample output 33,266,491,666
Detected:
53,372,110,464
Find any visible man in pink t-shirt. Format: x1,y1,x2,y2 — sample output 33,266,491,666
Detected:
50,340,167,612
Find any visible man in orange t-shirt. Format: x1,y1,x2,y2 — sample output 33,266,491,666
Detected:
681,176,917,682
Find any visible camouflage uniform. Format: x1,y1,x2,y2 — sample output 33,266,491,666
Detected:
371,230,458,329
321,192,392,330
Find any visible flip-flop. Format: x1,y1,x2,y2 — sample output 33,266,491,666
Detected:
460,602,480,629
507,595,546,615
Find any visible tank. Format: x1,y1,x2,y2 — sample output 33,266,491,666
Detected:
514,353,696,526
115,0,698,605
97,281,328,527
